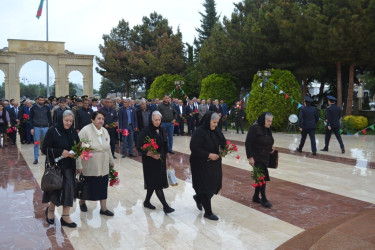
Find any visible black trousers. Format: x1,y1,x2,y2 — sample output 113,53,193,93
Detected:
298,128,317,153
187,116,195,134
107,128,116,156
235,118,244,133
196,193,214,215
324,127,345,149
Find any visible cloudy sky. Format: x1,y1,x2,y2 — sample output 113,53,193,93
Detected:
0,0,239,91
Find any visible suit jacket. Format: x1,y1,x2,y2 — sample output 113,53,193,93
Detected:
118,106,138,130
221,103,228,116
198,104,209,121
175,105,186,121
9,106,19,125
186,104,195,118
209,104,222,115
298,105,319,129
136,109,150,131
326,104,341,128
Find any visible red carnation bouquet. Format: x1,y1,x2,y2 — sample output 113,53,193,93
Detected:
116,128,129,136
6,126,17,134
22,113,30,124
220,140,240,159
108,122,118,128
109,167,120,187
142,136,161,161
251,166,266,188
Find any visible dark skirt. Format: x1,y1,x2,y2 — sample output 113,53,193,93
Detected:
142,156,168,190
42,166,75,207
255,161,270,181
0,123,7,133
85,175,109,201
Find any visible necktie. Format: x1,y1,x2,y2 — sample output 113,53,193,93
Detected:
15,107,18,116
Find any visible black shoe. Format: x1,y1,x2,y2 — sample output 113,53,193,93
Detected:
320,148,328,152
33,160,38,164
163,206,175,214
45,207,54,224
129,154,136,157
100,209,114,216
80,203,88,212
204,213,219,220
312,152,317,156
260,199,272,208
193,195,202,211
296,148,302,153
168,151,175,154
113,155,117,159
122,155,126,158
143,201,156,210
252,196,261,204
60,217,77,228
342,149,345,154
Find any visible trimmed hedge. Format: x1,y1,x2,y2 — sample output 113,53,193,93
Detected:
148,74,185,100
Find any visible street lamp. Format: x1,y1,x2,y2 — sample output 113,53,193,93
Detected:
257,70,271,90
21,77,28,85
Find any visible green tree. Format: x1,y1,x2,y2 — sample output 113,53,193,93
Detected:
246,69,301,130
199,73,239,107
148,74,185,100
99,78,124,98
195,0,220,50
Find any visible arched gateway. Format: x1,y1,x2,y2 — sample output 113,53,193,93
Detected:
0,39,94,101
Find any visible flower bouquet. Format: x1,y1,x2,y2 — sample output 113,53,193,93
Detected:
173,122,179,126
251,165,266,188
109,167,120,187
22,113,30,124
6,126,17,134
142,136,161,161
220,140,240,159
71,139,94,160
194,109,198,114
108,122,118,128
116,128,129,136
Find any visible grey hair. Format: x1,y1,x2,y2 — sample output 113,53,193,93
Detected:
152,111,163,120
211,112,220,121
141,99,147,104
265,112,273,120
62,110,74,119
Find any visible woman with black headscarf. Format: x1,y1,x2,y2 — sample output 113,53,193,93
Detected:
190,111,226,220
42,110,79,227
245,112,274,208
137,111,175,214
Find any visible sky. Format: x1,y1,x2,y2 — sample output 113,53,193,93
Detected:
0,0,239,91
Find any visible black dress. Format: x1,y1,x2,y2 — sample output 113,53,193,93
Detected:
190,112,226,196
137,124,168,190
245,123,274,181
41,123,79,207
0,110,9,133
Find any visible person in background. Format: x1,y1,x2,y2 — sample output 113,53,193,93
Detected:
0,102,11,147
75,99,93,132
296,96,319,155
30,96,52,164
209,100,223,130
77,111,115,217
22,100,34,144
53,98,70,126
8,101,19,145
198,99,209,122
91,98,100,112
157,95,177,154
118,98,137,158
190,112,226,220
175,99,186,136
321,95,345,153
135,100,150,155
245,112,274,208
220,100,228,131
231,101,245,134
101,98,118,159
186,100,196,135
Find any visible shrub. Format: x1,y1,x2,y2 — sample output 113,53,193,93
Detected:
246,69,301,130
342,115,368,132
148,74,186,100
199,73,239,107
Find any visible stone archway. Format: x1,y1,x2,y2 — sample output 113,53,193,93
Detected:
0,39,94,101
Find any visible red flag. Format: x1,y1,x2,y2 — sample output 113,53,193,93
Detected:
285,94,289,99
362,129,367,134
36,0,45,19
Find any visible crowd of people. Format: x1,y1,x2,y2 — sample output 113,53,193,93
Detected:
0,93,344,226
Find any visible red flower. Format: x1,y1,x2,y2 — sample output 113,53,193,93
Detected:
259,182,263,187
122,129,129,136
114,172,118,177
34,141,40,145
227,141,231,144
236,155,240,159
109,180,115,186
22,114,29,120
153,144,159,149
263,181,266,184
12,127,17,132
251,183,258,188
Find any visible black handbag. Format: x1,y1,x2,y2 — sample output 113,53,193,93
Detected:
268,150,279,169
41,149,63,191
75,174,90,200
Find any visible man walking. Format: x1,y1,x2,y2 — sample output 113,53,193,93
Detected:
30,96,52,164
296,96,319,155
321,95,345,153
157,94,177,154
118,99,137,158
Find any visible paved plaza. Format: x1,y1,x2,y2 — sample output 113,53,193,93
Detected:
0,131,374,249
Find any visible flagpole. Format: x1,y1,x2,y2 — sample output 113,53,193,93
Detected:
46,0,50,97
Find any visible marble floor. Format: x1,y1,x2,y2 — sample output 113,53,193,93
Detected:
0,130,374,249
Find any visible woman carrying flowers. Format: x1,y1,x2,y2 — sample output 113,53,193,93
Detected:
245,112,274,208
136,111,175,214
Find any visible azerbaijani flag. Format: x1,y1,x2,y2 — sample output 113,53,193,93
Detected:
36,0,45,19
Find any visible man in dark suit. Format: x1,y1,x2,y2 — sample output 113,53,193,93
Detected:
118,99,138,158
220,100,228,131
321,95,345,153
296,96,319,155
209,99,223,130
8,101,20,145
136,100,150,155
75,99,93,132
175,99,186,136
186,100,195,135
101,98,119,158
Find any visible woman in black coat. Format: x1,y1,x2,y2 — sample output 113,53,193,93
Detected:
42,110,79,227
245,112,274,208
137,111,174,214
190,111,226,220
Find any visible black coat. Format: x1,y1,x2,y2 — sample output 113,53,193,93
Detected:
189,125,226,195
75,107,93,130
326,104,341,128
298,105,319,129
136,109,150,131
137,125,168,190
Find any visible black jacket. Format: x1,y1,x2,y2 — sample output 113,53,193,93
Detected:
326,104,341,128
75,107,93,130
245,124,274,166
298,105,319,129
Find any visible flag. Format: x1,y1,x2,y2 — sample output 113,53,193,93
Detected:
285,94,289,99
370,125,375,131
297,104,303,109
36,0,45,19
339,129,343,134
362,129,367,134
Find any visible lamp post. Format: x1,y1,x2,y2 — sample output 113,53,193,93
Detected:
21,77,28,85
174,80,185,99
257,70,271,91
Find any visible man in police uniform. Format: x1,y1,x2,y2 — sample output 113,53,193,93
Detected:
296,96,319,155
321,95,345,153
101,98,118,158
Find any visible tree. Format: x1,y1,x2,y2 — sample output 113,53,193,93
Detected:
195,0,220,50
148,74,185,100
199,73,239,107
99,77,124,98
246,69,301,130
